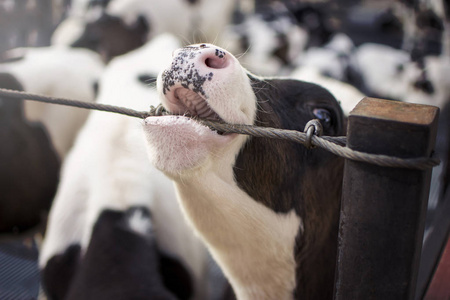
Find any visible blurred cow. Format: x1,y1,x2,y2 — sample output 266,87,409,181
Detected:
0,73,60,233
0,46,104,158
53,0,238,62
40,34,210,300
224,2,342,76
349,43,450,108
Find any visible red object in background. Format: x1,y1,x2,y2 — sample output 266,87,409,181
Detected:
424,234,450,300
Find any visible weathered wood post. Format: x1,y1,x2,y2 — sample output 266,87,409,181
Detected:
334,98,439,299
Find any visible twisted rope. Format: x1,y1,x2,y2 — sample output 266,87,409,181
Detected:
0,88,440,170
0,88,152,119
197,121,439,170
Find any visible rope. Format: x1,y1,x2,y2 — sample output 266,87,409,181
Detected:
0,88,152,119
0,88,440,170
197,121,440,170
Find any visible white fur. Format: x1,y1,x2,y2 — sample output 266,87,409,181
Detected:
79,0,237,44
0,46,104,158
51,17,85,46
67,0,91,18
52,0,237,55
50,0,91,45
291,65,365,115
294,33,355,81
127,209,153,235
40,34,208,299
224,12,308,76
350,43,411,100
144,44,303,299
174,174,301,300
406,55,450,108
351,43,450,108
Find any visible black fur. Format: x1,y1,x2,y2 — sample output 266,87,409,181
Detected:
42,245,81,300
287,3,335,48
72,13,149,62
0,73,60,233
413,77,435,95
42,207,193,300
234,76,345,299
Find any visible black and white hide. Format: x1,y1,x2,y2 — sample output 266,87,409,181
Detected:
224,2,337,76
292,33,355,82
53,0,238,62
349,43,450,109
69,10,149,63
290,65,365,116
394,0,446,56
144,43,345,299
63,206,191,300
340,3,404,49
223,3,308,76
0,73,60,233
39,34,208,300
289,33,365,114
0,47,104,158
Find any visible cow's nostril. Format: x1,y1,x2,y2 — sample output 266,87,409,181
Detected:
205,56,228,69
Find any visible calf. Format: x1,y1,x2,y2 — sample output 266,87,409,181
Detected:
62,207,190,300
293,33,355,82
224,2,337,76
54,0,237,62
395,0,445,56
349,43,450,108
40,34,208,300
0,73,59,233
144,43,345,299
0,46,104,158
223,5,308,76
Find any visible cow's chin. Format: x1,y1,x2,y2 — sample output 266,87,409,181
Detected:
143,115,235,178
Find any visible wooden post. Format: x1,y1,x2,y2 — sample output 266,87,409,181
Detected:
334,98,439,300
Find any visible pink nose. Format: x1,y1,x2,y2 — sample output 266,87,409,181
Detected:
196,45,229,69
204,53,228,69
169,44,232,81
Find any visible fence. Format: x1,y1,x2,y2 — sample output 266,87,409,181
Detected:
0,87,446,299
334,97,439,300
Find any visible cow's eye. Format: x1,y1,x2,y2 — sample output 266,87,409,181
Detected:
313,108,331,125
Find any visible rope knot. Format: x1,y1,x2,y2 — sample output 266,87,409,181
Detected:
304,119,323,149
149,104,167,116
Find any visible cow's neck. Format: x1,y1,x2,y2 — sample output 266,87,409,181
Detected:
174,170,302,300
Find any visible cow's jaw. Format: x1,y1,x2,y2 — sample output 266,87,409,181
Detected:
145,44,256,179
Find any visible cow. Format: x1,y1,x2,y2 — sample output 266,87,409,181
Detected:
39,34,210,300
